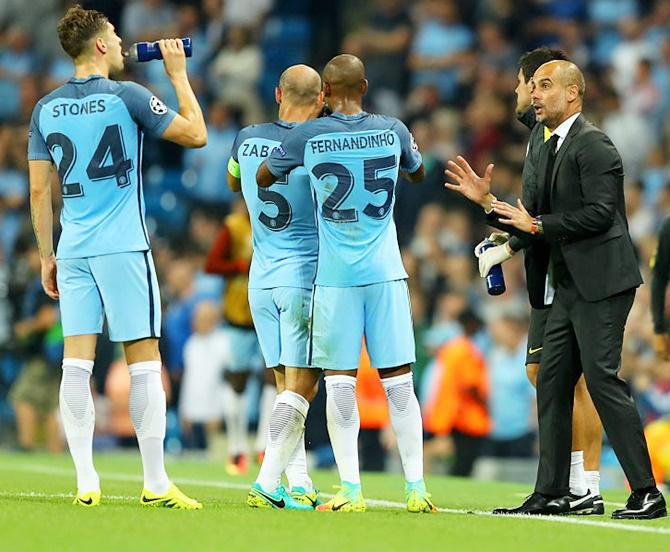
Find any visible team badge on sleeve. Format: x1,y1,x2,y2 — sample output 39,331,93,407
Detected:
149,96,168,115
410,133,418,151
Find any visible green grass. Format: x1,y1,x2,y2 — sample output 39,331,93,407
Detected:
0,451,667,552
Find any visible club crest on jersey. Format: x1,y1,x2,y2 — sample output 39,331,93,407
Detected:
150,96,168,115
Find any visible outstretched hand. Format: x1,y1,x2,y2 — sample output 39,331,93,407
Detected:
444,156,494,209
492,198,534,233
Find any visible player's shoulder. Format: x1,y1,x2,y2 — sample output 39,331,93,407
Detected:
297,112,405,136
352,113,412,140
236,120,294,143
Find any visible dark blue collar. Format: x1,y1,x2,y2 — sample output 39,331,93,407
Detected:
274,119,297,129
329,111,369,121
68,74,105,84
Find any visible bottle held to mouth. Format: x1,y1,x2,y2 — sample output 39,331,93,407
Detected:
124,37,192,62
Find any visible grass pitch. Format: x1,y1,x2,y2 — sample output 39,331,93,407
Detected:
0,451,668,552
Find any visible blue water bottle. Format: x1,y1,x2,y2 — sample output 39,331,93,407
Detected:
125,37,192,62
480,240,506,296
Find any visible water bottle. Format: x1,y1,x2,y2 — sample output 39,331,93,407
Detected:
480,240,506,296
124,37,192,62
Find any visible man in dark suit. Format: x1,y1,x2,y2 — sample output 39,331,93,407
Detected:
485,60,665,519
474,48,604,514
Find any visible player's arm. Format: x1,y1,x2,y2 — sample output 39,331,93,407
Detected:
157,39,207,148
396,120,425,183
227,133,244,192
401,164,425,183
257,127,308,188
256,161,276,188
227,168,241,192
28,160,58,300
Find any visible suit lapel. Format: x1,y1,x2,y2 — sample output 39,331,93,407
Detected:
549,114,584,187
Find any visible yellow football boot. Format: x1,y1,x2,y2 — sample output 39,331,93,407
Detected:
406,480,438,513
73,490,101,507
316,483,366,512
140,483,203,510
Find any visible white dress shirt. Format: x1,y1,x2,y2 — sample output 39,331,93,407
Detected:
550,112,581,152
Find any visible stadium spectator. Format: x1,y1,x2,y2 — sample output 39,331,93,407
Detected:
182,102,239,213
409,0,474,101
208,26,263,125
120,0,176,43
342,0,412,116
423,309,491,476
9,245,62,453
485,310,536,458
179,301,229,451
204,197,267,474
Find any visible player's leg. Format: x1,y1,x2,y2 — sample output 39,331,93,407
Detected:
57,257,103,506
94,251,201,509
573,374,604,510
248,287,318,510
312,285,366,512
367,279,436,513
254,363,277,463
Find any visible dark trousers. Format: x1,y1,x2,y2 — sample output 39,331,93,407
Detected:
535,281,655,495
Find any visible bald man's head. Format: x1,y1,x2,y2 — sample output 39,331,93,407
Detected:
531,60,585,129
323,54,367,98
277,64,322,107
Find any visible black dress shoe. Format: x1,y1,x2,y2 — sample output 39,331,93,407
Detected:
492,492,562,515
545,490,604,515
612,489,667,520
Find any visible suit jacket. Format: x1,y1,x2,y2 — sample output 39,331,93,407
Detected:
537,114,642,302
486,109,551,308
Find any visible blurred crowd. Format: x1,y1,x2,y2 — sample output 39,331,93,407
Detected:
1,0,670,483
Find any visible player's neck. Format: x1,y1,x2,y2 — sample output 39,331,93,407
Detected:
74,59,109,80
278,104,317,123
327,97,363,116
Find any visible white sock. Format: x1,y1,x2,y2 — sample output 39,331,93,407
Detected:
569,450,588,496
128,361,170,495
255,383,277,453
256,390,309,493
285,432,313,492
60,359,99,493
325,375,360,485
382,372,424,483
584,470,601,496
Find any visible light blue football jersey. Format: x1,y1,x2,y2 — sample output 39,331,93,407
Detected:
28,75,177,259
232,120,317,290
266,112,422,287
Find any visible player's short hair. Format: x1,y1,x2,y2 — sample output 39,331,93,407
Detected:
57,5,108,60
518,47,570,83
